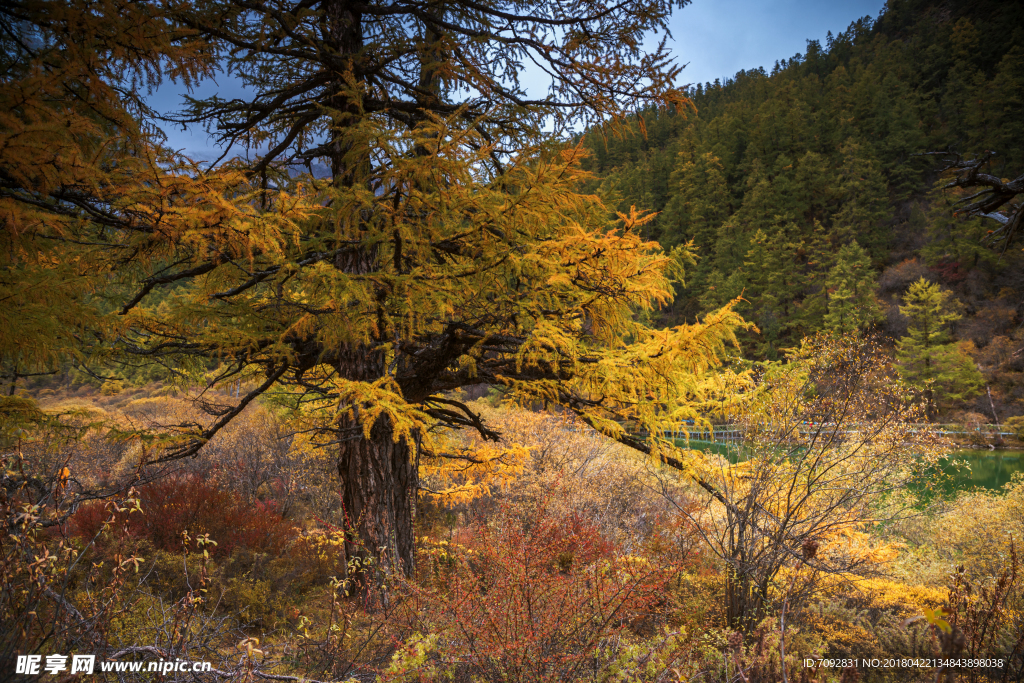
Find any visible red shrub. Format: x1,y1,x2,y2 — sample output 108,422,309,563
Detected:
930,259,966,284
69,499,116,542
404,498,678,682
72,475,296,557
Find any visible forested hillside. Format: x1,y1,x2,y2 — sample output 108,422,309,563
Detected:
582,0,1024,420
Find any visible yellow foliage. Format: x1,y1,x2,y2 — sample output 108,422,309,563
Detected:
3,0,750,581
846,577,946,618
0,0,323,374
419,404,691,558
894,474,1024,586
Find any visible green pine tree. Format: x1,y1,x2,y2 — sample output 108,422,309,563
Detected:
659,150,730,249
821,242,881,334
895,278,983,419
699,267,745,314
739,228,801,359
658,149,731,315
922,178,996,271
984,45,1024,172
832,141,890,257
711,161,790,274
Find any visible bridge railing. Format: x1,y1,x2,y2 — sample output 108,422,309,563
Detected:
662,421,1017,445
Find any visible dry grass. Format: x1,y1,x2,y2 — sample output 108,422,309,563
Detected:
422,401,698,553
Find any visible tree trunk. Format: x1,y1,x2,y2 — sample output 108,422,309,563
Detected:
334,344,418,590
319,0,414,591
337,414,417,588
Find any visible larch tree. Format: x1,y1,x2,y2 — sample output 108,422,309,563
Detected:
100,0,747,585
0,0,284,659
0,0,195,384
0,0,286,396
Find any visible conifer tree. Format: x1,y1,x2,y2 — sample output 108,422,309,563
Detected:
699,268,745,316
99,0,745,584
790,151,839,225
832,141,890,257
737,227,801,359
660,151,730,250
821,242,881,334
710,162,787,275
922,180,994,271
576,0,1024,366
895,278,983,418
0,0,220,383
984,46,1024,172
941,18,982,150
658,149,729,315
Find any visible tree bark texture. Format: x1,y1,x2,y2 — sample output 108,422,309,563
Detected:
334,343,418,586
337,414,417,586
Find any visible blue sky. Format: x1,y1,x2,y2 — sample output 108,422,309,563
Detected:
154,0,887,157
667,0,886,88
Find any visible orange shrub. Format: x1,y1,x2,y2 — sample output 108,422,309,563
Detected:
397,495,681,682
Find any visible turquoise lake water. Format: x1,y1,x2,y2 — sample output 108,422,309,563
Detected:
934,449,1024,492
677,439,1024,493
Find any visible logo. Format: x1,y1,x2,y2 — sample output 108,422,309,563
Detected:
14,655,210,675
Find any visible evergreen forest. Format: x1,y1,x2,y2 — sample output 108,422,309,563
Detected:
583,0,1024,420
